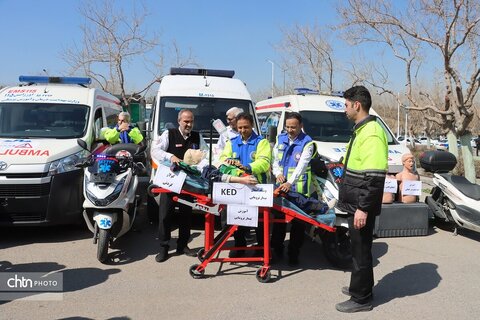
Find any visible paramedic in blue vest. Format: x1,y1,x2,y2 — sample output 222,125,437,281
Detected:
335,86,388,313
220,112,271,258
151,109,207,263
104,111,144,145
271,112,315,266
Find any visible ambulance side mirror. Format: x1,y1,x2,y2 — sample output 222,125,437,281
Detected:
77,138,89,151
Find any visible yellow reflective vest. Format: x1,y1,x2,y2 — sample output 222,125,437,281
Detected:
338,116,388,215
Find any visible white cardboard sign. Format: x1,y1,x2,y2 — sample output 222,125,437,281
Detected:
384,178,398,193
227,205,258,227
246,184,274,207
153,164,187,194
212,183,273,207
402,180,422,196
212,183,247,205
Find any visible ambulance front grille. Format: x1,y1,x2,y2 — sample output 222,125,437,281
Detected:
0,183,51,197
0,172,48,178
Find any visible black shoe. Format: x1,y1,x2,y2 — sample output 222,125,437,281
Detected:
155,248,169,263
177,246,197,257
341,287,374,299
335,299,372,313
228,250,245,258
288,255,299,266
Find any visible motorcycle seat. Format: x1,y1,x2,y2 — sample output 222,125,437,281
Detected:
441,174,480,201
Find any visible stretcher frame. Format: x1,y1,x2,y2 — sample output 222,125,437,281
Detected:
149,185,336,282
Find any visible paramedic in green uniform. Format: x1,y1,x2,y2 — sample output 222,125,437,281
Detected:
336,86,388,313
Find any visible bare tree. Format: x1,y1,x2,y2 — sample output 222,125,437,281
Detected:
250,88,272,104
275,24,335,93
62,0,196,106
339,0,480,181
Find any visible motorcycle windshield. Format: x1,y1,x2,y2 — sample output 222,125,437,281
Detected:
88,156,120,183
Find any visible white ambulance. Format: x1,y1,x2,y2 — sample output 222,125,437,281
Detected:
149,67,258,140
147,68,259,215
0,76,123,225
148,67,259,166
255,90,409,173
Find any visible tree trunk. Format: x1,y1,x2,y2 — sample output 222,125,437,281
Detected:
447,132,459,175
459,133,476,183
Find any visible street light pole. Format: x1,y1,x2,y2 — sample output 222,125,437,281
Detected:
405,106,408,141
282,67,287,95
267,59,274,98
396,93,400,139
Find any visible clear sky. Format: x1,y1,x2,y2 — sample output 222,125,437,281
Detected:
0,0,354,95
2,0,424,103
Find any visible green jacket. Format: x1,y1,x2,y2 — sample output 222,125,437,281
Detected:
338,115,388,215
220,133,271,183
104,126,144,145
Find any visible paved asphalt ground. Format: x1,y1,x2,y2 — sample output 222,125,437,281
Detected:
1,175,480,320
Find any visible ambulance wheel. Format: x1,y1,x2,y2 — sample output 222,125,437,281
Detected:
97,228,110,263
189,264,205,279
197,248,205,262
321,227,352,270
255,268,271,283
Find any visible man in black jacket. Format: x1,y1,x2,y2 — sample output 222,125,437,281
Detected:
335,86,388,313
151,109,206,262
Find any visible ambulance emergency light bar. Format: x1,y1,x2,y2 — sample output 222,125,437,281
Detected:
331,91,345,97
19,76,92,85
294,87,319,95
170,67,235,78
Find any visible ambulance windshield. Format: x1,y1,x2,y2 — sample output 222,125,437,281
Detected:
158,97,256,144
299,111,396,144
0,103,89,138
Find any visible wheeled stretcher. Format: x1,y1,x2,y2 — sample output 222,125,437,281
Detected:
148,168,337,283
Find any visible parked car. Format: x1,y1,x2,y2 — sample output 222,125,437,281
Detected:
397,136,420,146
418,137,438,146
471,137,479,148
435,139,449,151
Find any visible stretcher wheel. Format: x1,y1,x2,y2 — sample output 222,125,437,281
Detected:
196,248,205,262
255,268,271,283
189,264,205,279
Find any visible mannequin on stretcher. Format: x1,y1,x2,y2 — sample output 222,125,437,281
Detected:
164,148,258,192
161,149,334,219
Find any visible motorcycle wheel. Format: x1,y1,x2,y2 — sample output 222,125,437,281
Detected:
320,226,352,270
426,186,449,222
97,228,110,263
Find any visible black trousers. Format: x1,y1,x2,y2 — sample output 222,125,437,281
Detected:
271,211,305,257
347,212,376,303
233,224,264,247
158,193,192,250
